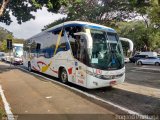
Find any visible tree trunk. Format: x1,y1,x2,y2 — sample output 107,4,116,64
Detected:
0,0,9,17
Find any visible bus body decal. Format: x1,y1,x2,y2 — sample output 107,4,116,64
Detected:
50,68,58,74
54,29,63,55
41,62,52,73
37,61,52,73
68,67,73,75
37,61,47,65
32,66,40,72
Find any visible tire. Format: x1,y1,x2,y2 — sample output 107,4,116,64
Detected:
60,68,68,83
155,62,160,66
137,61,142,65
28,62,32,72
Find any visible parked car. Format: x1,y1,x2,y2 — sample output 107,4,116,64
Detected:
129,55,148,63
137,57,160,66
0,52,5,61
138,52,157,57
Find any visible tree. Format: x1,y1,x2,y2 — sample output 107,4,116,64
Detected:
43,18,67,31
117,21,160,51
0,26,12,40
0,0,69,25
148,0,160,28
43,0,139,30
43,0,155,30
0,26,24,51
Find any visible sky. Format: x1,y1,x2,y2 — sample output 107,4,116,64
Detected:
0,7,66,39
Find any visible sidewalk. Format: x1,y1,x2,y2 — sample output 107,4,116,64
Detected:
0,62,115,120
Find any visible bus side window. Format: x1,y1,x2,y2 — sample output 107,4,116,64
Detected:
65,26,84,59
79,36,88,64
58,30,67,52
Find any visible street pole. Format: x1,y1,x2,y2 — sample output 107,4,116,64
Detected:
9,50,11,67
6,39,12,68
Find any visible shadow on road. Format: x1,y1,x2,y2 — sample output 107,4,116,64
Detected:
19,66,160,115
88,87,160,115
0,63,17,74
126,73,160,89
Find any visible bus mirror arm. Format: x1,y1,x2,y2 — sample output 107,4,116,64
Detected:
119,37,134,57
119,37,133,52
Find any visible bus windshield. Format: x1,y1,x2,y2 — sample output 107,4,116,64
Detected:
90,29,124,70
13,46,23,58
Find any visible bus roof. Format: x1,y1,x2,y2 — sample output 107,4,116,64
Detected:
28,21,116,40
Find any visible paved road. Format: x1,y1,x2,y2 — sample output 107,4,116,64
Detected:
0,62,116,120
0,62,160,119
88,63,160,114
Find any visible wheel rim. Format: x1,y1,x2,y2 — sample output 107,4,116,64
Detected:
61,70,67,83
138,61,142,65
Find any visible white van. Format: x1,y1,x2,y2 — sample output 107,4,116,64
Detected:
138,52,157,57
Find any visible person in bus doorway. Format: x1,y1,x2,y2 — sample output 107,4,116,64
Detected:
75,35,81,60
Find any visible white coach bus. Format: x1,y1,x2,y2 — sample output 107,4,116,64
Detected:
23,21,127,89
5,43,23,64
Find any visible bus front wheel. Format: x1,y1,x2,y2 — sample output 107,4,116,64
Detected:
60,68,68,83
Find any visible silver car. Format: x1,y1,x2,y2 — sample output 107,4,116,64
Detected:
137,57,160,66
0,52,5,61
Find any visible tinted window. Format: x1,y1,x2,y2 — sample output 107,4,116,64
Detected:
65,26,89,64
25,29,68,58
134,55,140,57
141,55,148,58
0,54,4,57
65,26,84,57
147,57,157,59
135,55,147,58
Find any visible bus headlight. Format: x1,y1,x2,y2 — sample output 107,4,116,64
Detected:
86,70,124,80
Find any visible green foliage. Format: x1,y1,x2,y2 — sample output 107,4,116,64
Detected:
67,0,136,24
148,0,160,28
149,30,160,49
117,21,160,51
43,0,139,30
0,0,70,25
43,18,67,31
0,27,13,52
0,39,7,52
0,26,24,52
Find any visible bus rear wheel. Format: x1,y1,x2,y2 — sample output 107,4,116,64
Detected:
60,68,68,83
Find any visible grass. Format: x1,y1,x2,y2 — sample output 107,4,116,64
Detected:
0,96,6,119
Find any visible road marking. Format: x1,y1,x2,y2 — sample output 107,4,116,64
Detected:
0,85,14,120
133,67,160,71
130,69,160,74
115,83,160,98
45,96,52,99
18,67,153,120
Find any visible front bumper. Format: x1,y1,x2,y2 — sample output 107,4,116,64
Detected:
86,73,125,89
